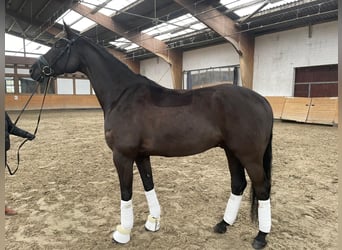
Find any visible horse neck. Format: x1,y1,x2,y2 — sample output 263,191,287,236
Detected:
77,43,137,112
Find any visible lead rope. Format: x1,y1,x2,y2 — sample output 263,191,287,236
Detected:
6,77,51,175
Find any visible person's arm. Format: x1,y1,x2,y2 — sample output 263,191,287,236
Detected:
6,112,35,140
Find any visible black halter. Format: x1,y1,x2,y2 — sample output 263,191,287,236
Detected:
38,37,78,80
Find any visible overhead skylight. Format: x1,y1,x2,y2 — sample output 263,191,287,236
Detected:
142,14,207,41
109,37,140,51
262,0,299,11
57,10,96,33
220,0,299,17
5,33,51,57
109,14,207,51
98,0,139,16
79,0,140,16
80,0,107,10
55,1,140,33
25,39,51,56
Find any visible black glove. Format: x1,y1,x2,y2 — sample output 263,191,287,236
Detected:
26,132,35,140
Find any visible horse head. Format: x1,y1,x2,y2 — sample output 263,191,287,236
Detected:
30,23,81,82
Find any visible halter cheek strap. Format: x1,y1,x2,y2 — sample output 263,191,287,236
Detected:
38,37,78,79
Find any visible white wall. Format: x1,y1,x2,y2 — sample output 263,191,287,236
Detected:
140,57,173,89
253,21,338,96
183,43,239,70
139,21,337,94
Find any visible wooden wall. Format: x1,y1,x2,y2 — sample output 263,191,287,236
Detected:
266,96,338,126
5,56,100,111
5,94,100,110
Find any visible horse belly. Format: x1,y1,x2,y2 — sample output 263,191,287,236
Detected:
141,124,222,157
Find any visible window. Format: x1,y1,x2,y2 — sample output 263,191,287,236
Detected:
184,66,239,89
40,79,56,94
5,67,14,74
19,78,37,94
57,78,74,94
17,68,30,74
75,79,91,94
5,77,14,93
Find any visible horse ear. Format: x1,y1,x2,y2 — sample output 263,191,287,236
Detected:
63,21,74,39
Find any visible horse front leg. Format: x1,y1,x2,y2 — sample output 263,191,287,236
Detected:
136,155,161,232
112,151,134,244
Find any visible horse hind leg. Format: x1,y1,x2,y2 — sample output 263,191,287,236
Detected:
245,160,272,249
135,155,161,232
214,148,247,234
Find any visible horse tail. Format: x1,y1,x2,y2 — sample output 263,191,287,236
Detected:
250,130,273,223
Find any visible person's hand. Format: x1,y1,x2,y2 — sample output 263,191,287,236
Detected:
26,132,35,140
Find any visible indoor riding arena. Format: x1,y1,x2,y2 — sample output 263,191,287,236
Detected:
4,0,338,249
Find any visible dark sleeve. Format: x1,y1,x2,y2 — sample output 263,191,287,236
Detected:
6,112,31,139
5,112,10,151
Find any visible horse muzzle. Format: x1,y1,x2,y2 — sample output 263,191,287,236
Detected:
29,63,43,82
30,57,55,82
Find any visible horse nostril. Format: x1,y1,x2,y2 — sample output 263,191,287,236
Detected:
29,69,32,74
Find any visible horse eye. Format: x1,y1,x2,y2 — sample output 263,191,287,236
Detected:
55,39,67,48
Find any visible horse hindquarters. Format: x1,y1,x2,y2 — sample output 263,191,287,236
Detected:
216,91,273,249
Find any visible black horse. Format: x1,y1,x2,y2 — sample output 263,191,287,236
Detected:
30,24,273,249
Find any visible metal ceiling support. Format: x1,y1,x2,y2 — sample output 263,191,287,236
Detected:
24,24,32,34
6,0,13,9
7,17,16,32
72,2,183,89
223,0,267,15
174,0,255,89
36,0,53,18
90,0,112,14
18,0,28,13
6,9,60,38
238,1,270,24
241,7,337,33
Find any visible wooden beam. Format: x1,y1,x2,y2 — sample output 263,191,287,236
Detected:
169,49,183,89
174,0,255,89
239,34,255,90
5,55,37,65
72,2,183,89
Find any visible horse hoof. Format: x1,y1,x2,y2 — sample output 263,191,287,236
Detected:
112,225,131,244
252,238,267,249
145,215,160,232
112,230,130,244
213,220,228,234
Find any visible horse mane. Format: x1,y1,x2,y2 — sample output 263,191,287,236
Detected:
79,36,161,87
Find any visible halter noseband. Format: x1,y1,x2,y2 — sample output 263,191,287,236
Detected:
38,37,78,79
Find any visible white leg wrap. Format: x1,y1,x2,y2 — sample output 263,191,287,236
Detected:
145,189,161,218
113,200,133,244
144,189,161,231
258,199,271,233
223,193,243,225
120,200,134,229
